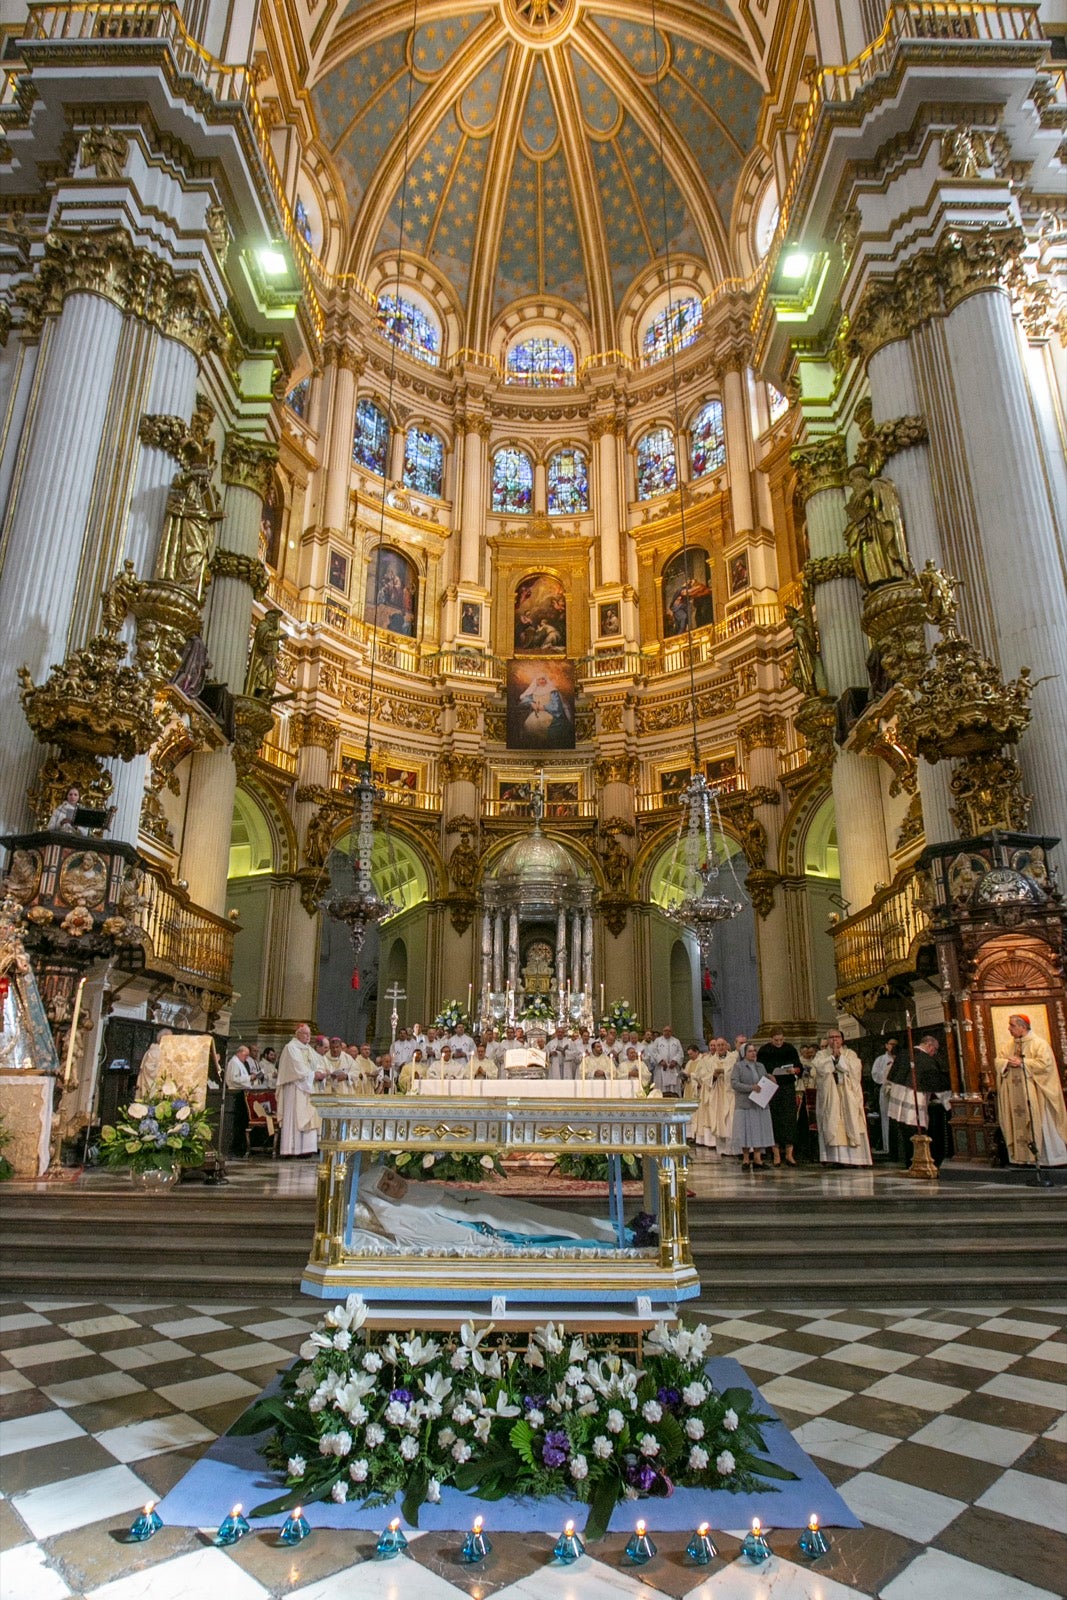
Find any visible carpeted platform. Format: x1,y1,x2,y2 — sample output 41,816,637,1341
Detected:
156,1356,860,1535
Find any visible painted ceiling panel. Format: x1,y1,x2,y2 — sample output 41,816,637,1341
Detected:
377,107,490,301
459,44,508,131
520,58,558,156
412,13,486,77
540,148,588,312
588,14,668,79
571,48,619,137
312,34,428,210
494,147,539,318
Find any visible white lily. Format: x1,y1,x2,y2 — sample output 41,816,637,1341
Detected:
334,1374,377,1411
421,1371,453,1408
532,1321,564,1355
325,1293,369,1333
400,1334,440,1367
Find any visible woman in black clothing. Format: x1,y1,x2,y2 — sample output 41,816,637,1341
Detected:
757,1028,802,1166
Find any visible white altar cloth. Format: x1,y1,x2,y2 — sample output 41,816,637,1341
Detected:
411,1078,638,1099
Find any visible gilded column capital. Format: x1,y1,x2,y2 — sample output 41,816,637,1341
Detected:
802,553,854,587
593,755,639,788
737,713,787,752
222,433,277,499
210,548,269,598
15,228,220,358
290,712,339,751
441,752,484,786
790,435,848,501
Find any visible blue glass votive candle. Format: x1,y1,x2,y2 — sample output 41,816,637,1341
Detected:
214,1504,250,1546
623,1519,657,1564
553,1518,585,1564
740,1517,772,1564
127,1502,162,1542
686,1521,717,1564
279,1507,310,1546
798,1513,831,1559
375,1517,408,1558
460,1515,492,1563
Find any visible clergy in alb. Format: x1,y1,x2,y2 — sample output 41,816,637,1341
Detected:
276,1023,327,1155
813,1030,872,1166
995,1015,1067,1167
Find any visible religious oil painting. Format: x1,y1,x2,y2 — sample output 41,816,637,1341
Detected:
328,549,348,592
459,601,482,636
497,779,529,815
598,601,621,637
659,766,691,800
662,547,714,637
705,753,739,792
259,471,283,568
364,547,418,637
514,573,567,654
730,551,751,594
546,781,580,817
506,659,576,750
378,765,419,805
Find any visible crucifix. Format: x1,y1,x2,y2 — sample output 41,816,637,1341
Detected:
517,767,546,828
384,982,406,1046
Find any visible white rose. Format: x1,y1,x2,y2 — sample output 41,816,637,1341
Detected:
438,1428,456,1448
365,1423,385,1447
688,1445,709,1471
127,1103,149,1119
606,1408,625,1434
592,1435,612,1459
723,1408,739,1432
682,1382,707,1407
349,1458,369,1482
526,1408,544,1428
453,1403,474,1425
399,1436,419,1460
639,1433,659,1457
451,1439,472,1463
575,1384,594,1405
641,1400,662,1423
570,1454,589,1481
308,1394,327,1414
331,1480,349,1503
480,1155,495,1169
716,1450,735,1475
384,1401,407,1426
287,1455,306,1477
685,1417,704,1440
362,1352,383,1373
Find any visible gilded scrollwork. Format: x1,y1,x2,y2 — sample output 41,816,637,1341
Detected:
593,755,639,788
290,712,340,751
802,554,853,587
737,714,786,752
441,753,484,786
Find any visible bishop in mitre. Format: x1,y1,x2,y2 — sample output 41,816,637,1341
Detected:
995,1014,1067,1167
276,1023,327,1155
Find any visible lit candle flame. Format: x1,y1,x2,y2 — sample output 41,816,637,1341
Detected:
232,1504,243,1517
808,1513,819,1530
635,1519,646,1536
143,1502,155,1515
697,1522,709,1537
473,1516,484,1534
294,1507,302,1519
389,1517,400,1532
751,1517,761,1534
564,1520,575,1536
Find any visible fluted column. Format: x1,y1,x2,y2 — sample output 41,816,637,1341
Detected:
722,360,754,538
493,909,504,992
458,419,488,585
555,906,567,998
181,435,275,913
318,351,360,540
280,714,339,1024
582,908,593,1004
507,908,519,997
741,717,800,1032
480,909,492,1016
0,292,126,832
594,422,622,586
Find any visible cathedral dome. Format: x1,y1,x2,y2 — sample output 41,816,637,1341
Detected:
492,831,582,884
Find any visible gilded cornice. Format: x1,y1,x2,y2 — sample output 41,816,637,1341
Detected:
210,548,269,598
847,225,1025,363
790,435,848,502
737,713,787,752
222,433,277,498
290,711,340,750
15,228,220,357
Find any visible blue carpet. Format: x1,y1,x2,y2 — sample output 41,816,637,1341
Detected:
157,1358,860,1534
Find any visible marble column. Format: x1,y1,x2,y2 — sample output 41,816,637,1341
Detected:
594,424,622,586
317,352,359,541
280,716,338,1025
570,908,582,997
458,421,488,585
743,725,797,1032
533,458,547,516
0,292,126,832
479,909,492,1016
492,909,504,992
507,908,519,998
582,909,594,1004
722,361,754,538
555,906,567,998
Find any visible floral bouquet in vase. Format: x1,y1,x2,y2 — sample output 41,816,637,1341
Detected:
601,999,639,1032
519,994,555,1027
434,1000,465,1032
98,1085,214,1175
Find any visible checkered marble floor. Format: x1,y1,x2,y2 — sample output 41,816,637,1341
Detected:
1,1297,1065,1600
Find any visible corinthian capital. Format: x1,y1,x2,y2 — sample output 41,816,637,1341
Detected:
790,435,848,502
290,712,340,750
222,433,277,499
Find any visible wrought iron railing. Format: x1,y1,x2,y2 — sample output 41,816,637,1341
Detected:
831,869,932,1000
137,867,235,990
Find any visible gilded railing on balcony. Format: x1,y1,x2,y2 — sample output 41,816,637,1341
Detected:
831,869,933,1003
637,776,748,815
483,797,598,820
137,867,235,991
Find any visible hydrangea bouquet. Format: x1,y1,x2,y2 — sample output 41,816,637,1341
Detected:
519,995,555,1026
97,1086,214,1174
601,999,639,1032
235,1296,795,1536
434,1000,466,1032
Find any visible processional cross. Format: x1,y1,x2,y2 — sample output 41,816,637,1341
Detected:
384,981,406,1045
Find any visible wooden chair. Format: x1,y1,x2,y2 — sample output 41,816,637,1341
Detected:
245,1090,279,1157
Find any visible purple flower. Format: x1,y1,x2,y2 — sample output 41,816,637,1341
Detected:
389,1387,413,1404
656,1386,681,1412
523,1394,546,1413
541,1429,570,1469
626,1462,658,1493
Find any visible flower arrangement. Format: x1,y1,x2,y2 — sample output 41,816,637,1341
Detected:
235,1296,795,1536
97,1086,214,1174
388,1149,503,1184
555,1152,643,1183
434,1000,466,1032
519,995,555,1026
601,999,639,1032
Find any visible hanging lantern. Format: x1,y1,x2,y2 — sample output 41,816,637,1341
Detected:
318,766,400,957
663,772,741,961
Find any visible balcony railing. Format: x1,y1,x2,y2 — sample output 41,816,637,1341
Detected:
483,797,598,821
637,775,748,815
421,649,506,684
137,867,235,991
831,869,932,1002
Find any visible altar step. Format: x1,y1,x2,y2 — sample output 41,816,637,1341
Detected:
2,1187,1064,1306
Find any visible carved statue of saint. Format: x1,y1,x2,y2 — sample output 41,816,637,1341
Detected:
154,461,222,596
845,465,912,589
245,609,284,700
303,807,334,869
448,833,479,892
918,559,960,633
785,594,827,697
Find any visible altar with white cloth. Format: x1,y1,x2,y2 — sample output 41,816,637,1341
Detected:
411,1077,637,1099
303,1092,698,1322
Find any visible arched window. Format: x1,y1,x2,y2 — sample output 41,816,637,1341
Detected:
547,447,589,515
353,399,389,476
689,400,726,479
636,427,677,500
505,336,576,388
768,384,790,424
641,297,702,364
491,447,533,513
375,293,440,366
403,428,445,498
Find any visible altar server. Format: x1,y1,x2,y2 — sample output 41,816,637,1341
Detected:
813,1030,872,1166
277,1023,327,1156
995,1014,1067,1167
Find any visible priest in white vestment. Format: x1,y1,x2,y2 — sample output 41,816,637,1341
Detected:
813,1030,872,1166
578,1040,615,1080
995,1015,1067,1166
325,1037,359,1094
277,1024,327,1155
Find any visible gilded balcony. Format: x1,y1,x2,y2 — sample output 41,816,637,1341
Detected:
831,868,934,1011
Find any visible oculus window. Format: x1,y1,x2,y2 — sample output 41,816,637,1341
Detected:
353,398,389,477
491,447,534,513
547,447,589,514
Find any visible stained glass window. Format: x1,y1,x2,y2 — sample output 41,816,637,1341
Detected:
403,427,445,498
375,293,440,366
285,376,310,418
505,337,576,388
293,197,313,247
353,398,389,477
636,427,677,500
768,384,790,423
689,400,726,479
547,448,589,514
491,447,533,513
641,297,703,364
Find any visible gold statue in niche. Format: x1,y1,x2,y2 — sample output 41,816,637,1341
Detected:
845,464,912,589
153,403,222,598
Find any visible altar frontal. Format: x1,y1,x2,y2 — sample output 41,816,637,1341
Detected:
303,1092,698,1320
